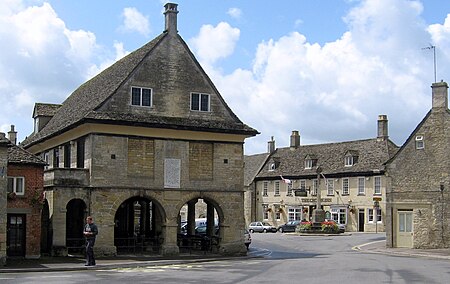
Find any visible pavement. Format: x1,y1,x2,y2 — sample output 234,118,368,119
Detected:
1,239,450,273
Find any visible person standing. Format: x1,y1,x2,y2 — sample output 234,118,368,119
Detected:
83,216,98,266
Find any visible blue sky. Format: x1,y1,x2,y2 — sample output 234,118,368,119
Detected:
1,0,449,155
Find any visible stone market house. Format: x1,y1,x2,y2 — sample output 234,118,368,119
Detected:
385,81,450,248
21,3,257,257
248,116,398,232
1,128,46,262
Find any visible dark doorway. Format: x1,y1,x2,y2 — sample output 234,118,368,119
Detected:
7,214,26,257
40,200,52,255
114,197,163,254
66,199,87,254
358,209,365,232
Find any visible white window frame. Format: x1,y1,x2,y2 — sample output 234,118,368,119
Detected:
312,179,318,196
263,204,269,220
274,181,280,196
263,182,268,196
305,159,313,169
288,207,302,221
331,207,347,225
287,182,293,196
274,204,281,220
415,135,424,149
368,208,382,223
342,178,349,195
131,86,152,107
374,176,382,195
358,177,365,195
268,163,275,171
327,179,334,196
190,92,210,112
344,156,353,167
7,176,25,196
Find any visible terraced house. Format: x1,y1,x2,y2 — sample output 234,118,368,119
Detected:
246,116,398,232
21,3,257,257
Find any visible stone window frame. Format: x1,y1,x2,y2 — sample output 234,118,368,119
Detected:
190,92,210,112
131,86,153,107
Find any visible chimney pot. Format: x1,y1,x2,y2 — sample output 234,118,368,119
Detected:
431,81,448,110
8,124,17,145
164,3,179,34
377,115,388,141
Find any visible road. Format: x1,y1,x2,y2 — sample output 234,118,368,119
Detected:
1,232,449,283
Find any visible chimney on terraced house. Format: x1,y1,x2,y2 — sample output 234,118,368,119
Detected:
377,115,388,142
290,130,300,150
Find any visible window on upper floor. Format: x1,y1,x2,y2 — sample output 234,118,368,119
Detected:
53,147,59,168
287,182,293,196
327,179,334,196
374,176,382,195
358,177,365,195
131,87,152,107
415,135,424,149
305,159,313,169
342,178,349,195
263,182,268,196
7,176,25,196
274,181,280,196
344,156,353,167
191,93,210,112
312,179,318,196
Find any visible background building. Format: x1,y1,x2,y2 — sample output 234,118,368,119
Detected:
386,81,450,248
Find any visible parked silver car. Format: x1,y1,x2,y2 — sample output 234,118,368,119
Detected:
248,221,277,233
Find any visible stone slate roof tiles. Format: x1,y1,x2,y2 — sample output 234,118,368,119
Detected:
8,145,46,165
244,153,270,186
33,103,62,118
256,138,398,180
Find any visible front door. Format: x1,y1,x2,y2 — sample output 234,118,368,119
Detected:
7,214,26,257
358,209,365,232
397,210,413,248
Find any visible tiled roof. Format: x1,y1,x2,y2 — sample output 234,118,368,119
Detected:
256,138,399,180
33,103,62,118
22,30,258,148
244,153,270,186
0,135,9,145
8,145,46,165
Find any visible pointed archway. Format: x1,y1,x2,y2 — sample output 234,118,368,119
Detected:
114,196,164,254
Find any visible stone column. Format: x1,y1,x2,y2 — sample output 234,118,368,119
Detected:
187,200,197,235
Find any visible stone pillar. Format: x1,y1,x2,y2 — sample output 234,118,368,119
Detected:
206,202,215,236
95,220,117,256
187,200,196,235
51,193,67,256
160,220,179,256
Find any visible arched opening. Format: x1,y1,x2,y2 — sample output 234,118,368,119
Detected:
66,199,87,254
114,196,164,254
40,199,52,255
178,197,222,253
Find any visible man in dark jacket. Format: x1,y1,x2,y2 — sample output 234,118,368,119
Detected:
83,216,98,266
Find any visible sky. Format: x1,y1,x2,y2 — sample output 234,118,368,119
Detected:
0,0,449,155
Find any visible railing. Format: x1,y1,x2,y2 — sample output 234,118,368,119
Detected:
177,234,220,254
66,237,85,255
115,236,163,254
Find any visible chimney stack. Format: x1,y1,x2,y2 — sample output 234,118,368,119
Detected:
268,136,276,154
432,81,448,110
0,132,5,139
290,130,300,149
164,3,178,34
377,115,388,142
8,125,17,145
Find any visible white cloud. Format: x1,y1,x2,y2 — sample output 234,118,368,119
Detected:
189,22,240,66
227,8,241,19
202,0,444,154
0,1,121,140
119,7,150,37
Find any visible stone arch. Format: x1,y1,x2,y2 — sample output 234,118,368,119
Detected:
114,195,166,254
177,194,224,253
65,198,87,254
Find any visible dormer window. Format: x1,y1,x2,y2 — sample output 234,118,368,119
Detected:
191,93,210,112
269,163,276,171
131,87,152,107
305,159,313,169
345,156,353,167
415,135,424,149
304,155,317,169
344,150,359,167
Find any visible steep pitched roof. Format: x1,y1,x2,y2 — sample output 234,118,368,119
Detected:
256,138,398,180
33,103,62,118
22,28,258,147
8,145,46,165
244,153,270,186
